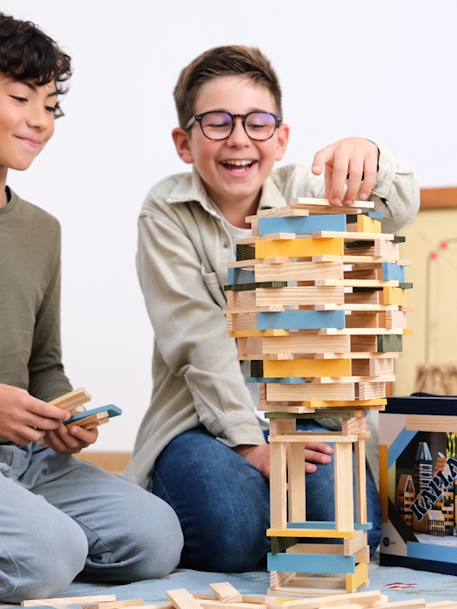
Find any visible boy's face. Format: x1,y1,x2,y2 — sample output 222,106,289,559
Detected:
0,74,57,175
172,75,289,214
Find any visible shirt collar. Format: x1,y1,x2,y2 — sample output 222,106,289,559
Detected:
166,167,288,217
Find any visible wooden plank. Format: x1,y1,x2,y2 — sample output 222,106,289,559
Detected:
357,382,386,400
83,601,144,609
290,197,374,210
167,589,203,609
355,439,367,524
270,442,288,529
254,260,343,282
262,334,350,355
316,279,398,287
258,215,346,236
264,358,351,378
22,596,116,607
335,443,354,531
256,238,344,259
256,286,345,307
312,230,394,241
267,552,356,575
209,583,242,603
50,387,92,412
266,383,355,402
270,434,357,444
288,443,306,523
246,208,310,221
258,310,345,331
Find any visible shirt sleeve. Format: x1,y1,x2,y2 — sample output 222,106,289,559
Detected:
28,227,72,402
137,205,265,448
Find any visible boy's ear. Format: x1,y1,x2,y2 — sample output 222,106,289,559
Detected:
172,128,194,164
274,123,290,161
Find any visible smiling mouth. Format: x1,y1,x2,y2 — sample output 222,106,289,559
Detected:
220,160,257,169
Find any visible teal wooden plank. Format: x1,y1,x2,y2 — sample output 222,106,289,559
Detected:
258,215,346,236
257,310,345,330
267,552,356,574
227,268,255,285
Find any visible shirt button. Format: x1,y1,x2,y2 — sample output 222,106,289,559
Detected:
223,241,229,249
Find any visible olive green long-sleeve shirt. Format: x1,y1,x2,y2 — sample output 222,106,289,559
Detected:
126,148,420,488
0,188,72,403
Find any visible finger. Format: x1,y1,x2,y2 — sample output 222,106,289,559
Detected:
343,155,364,205
328,152,350,205
69,425,98,446
312,146,333,176
325,164,333,201
28,398,70,422
305,442,334,455
44,430,68,453
358,154,378,201
305,463,317,474
54,424,82,450
15,427,44,446
304,449,332,465
23,412,63,431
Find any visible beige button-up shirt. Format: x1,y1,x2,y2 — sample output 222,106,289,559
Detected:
125,150,420,487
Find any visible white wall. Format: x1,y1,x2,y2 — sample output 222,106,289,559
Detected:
2,0,456,451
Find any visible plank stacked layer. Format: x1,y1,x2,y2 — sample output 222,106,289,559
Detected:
224,198,411,595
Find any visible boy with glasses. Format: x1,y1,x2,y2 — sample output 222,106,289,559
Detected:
126,45,419,571
0,13,182,602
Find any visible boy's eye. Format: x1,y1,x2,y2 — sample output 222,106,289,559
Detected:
45,105,58,115
10,95,28,103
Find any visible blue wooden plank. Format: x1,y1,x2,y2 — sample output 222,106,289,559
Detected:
258,215,346,236
383,263,405,282
257,310,345,331
65,404,122,425
288,521,373,531
368,211,384,219
246,377,309,384
267,552,356,574
227,268,255,285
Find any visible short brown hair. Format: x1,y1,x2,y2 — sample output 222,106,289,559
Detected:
173,45,282,128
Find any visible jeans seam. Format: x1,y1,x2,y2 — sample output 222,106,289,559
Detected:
71,517,111,556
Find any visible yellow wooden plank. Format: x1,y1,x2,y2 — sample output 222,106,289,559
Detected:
256,238,344,259
264,358,352,378
229,329,289,338
382,287,407,306
345,561,369,593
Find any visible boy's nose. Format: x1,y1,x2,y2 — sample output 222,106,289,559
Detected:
226,117,250,146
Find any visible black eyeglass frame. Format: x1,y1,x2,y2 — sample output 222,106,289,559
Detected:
185,110,282,141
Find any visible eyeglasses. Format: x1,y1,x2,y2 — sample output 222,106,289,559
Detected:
186,110,282,141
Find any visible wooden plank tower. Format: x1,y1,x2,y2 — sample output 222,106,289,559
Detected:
224,197,410,595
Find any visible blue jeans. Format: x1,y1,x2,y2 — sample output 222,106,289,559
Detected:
150,422,381,572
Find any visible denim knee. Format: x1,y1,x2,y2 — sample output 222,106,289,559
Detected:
1,516,87,602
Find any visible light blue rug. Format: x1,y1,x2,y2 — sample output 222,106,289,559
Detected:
63,561,457,604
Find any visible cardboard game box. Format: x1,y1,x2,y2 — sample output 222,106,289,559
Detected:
379,394,457,574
